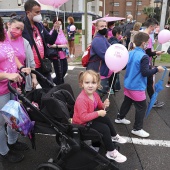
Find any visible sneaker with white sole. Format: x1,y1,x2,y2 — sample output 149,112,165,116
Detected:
106,149,127,163
165,81,170,88
153,100,164,108
112,134,127,144
115,118,131,125
131,129,149,138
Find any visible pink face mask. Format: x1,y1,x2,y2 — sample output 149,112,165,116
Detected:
10,28,22,39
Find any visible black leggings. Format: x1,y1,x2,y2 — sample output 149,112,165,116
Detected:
118,95,147,130
90,116,117,151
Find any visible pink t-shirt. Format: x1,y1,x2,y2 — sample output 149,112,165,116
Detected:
100,70,113,79
124,88,146,101
7,35,26,66
0,37,17,95
32,25,44,68
50,28,68,59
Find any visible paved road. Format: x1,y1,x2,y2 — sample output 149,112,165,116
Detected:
1,66,170,170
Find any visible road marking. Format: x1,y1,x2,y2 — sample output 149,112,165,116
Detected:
68,66,75,70
123,136,170,147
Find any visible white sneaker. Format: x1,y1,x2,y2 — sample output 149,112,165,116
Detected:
70,54,74,58
115,118,131,125
106,149,127,163
131,129,150,138
112,134,127,144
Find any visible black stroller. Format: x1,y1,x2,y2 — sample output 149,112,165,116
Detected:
8,70,119,170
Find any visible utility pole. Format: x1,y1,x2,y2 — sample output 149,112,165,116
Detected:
159,0,168,50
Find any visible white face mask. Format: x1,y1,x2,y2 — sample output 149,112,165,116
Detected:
33,14,42,23
60,25,62,30
127,18,130,23
143,43,148,50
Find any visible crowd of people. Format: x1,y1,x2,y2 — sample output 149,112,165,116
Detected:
0,0,169,165
0,0,77,163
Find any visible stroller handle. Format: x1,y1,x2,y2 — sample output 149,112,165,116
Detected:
31,70,54,88
8,69,54,95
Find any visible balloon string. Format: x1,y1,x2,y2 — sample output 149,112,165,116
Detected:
108,73,116,99
104,73,116,111
54,8,59,20
155,44,160,51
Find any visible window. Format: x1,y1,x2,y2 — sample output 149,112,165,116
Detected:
137,11,142,15
113,11,119,16
91,6,95,12
126,11,132,15
114,2,119,6
126,2,132,6
137,1,142,5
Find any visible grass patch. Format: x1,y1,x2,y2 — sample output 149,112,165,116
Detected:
74,34,81,44
160,53,170,63
73,55,82,62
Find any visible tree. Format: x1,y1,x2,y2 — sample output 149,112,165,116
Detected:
143,7,156,20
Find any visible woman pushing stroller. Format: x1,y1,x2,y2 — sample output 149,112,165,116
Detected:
73,70,127,163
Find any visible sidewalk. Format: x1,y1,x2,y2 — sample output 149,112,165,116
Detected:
67,44,83,64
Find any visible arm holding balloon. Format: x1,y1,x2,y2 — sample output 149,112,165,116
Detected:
140,55,164,77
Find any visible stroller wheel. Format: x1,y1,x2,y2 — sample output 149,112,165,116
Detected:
36,162,62,170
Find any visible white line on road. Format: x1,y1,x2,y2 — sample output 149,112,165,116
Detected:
123,136,170,147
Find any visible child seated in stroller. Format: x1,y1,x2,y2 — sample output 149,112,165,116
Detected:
73,70,127,163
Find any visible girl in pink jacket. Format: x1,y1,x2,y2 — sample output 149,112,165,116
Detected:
73,70,127,163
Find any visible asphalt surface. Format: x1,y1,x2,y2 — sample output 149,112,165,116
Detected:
1,66,170,170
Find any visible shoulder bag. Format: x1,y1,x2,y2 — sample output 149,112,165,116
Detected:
25,23,52,74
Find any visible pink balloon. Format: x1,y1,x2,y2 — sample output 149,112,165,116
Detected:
38,0,54,6
53,0,69,8
158,29,170,44
105,44,129,73
70,25,76,31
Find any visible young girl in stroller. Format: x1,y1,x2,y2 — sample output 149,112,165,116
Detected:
73,70,127,163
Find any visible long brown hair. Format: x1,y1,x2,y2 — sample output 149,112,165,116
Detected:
0,17,5,42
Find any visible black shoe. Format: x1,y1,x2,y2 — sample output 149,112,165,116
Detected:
8,141,29,151
0,150,24,163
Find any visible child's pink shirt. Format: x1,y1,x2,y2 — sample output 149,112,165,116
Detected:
124,88,146,101
0,37,17,95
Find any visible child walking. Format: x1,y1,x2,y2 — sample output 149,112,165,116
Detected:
73,70,127,163
115,32,164,138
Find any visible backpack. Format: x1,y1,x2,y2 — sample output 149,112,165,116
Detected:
82,45,91,67
81,36,100,67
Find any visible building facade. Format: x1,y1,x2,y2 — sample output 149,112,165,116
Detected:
104,0,151,23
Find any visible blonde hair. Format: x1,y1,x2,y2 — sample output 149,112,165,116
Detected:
133,22,142,31
95,19,107,27
78,70,102,89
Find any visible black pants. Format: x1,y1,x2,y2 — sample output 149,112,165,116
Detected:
125,37,130,49
147,73,154,99
53,58,68,85
35,67,53,88
118,95,147,130
91,116,117,151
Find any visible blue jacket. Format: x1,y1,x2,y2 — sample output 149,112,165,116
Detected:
108,36,120,45
88,33,110,77
124,47,148,91
22,17,58,51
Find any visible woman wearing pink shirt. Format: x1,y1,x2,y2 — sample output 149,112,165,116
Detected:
0,17,30,163
7,16,38,92
50,18,68,85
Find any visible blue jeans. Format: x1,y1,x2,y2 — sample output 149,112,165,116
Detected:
0,93,18,155
53,58,68,85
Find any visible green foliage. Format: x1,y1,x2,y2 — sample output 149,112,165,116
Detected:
143,7,155,18
160,54,170,63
